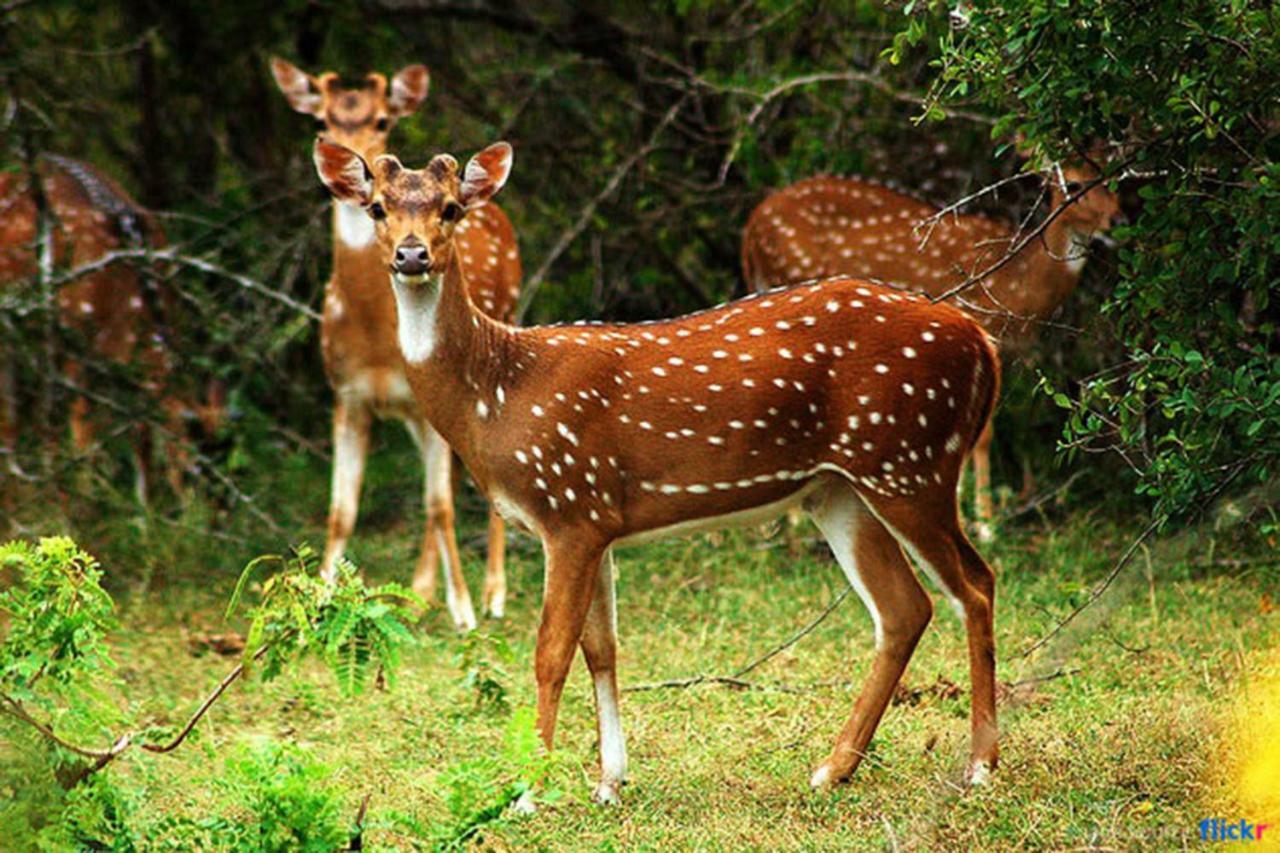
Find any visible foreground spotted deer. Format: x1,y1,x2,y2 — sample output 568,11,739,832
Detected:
272,58,521,627
0,155,218,502
742,164,1121,538
313,138,1002,802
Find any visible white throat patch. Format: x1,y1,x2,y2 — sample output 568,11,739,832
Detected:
392,275,442,364
335,202,375,249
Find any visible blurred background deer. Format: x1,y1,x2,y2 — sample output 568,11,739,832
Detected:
0,154,224,506
742,152,1123,538
271,58,522,628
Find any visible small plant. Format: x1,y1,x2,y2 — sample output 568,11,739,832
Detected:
0,537,123,780
217,742,350,853
226,545,420,694
453,628,513,715
1,539,420,779
378,707,559,851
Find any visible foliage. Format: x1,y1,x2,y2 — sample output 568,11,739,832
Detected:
453,628,514,715
32,772,141,852
226,544,420,695
0,537,123,764
381,707,557,851
0,535,422,846
211,742,350,853
903,0,1280,521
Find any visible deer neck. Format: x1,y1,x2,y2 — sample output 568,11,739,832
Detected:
330,202,382,290
998,212,1092,321
390,254,512,453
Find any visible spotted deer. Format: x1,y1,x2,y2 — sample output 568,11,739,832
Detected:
0,155,217,502
742,164,1121,538
271,58,521,628
313,137,1003,802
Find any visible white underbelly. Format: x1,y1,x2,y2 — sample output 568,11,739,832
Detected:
337,370,417,419
612,480,820,549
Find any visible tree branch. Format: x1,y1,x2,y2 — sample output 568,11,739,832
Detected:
46,247,320,321
516,95,687,322
622,586,852,693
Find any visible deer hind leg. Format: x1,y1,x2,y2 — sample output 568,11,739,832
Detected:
0,342,19,474
580,549,626,804
65,359,93,456
970,419,995,542
483,509,507,618
321,399,371,582
534,534,608,755
131,418,154,509
805,480,933,787
411,420,476,631
160,398,192,504
862,492,999,785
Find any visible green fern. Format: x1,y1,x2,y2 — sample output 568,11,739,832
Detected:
225,545,422,696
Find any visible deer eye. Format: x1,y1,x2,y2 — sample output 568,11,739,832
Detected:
375,117,390,131
314,118,328,130
441,201,463,223
368,202,386,220
1065,181,1084,194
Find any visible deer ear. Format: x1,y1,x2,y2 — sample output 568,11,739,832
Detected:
388,64,429,117
270,57,324,117
459,142,512,209
313,139,373,206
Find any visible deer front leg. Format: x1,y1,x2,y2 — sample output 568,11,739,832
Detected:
321,399,371,581
580,550,626,804
483,509,507,618
534,534,607,756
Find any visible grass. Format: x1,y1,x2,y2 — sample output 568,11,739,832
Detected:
3,434,1279,849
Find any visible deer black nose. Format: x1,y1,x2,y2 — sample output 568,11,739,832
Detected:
393,240,430,275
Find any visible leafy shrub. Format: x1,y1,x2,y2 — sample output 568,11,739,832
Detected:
226,545,419,694
0,536,422,846
0,537,122,773
379,707,557,851
215,742,350,853
901,0,1280,523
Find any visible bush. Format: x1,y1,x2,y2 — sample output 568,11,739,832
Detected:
903,0,1280,523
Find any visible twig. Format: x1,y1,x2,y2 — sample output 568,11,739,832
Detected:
141,643,269,753
624,674,802,693
996,470,1085,523
1,643,271,780
623,586,852,693
0,694,113,759
732,586,852,678
516,96,687,322
1017,518,1159,659
45,247,320,321
1005,667,1081,688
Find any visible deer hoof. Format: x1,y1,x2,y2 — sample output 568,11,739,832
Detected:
510,790,537,815
592,780,622,805
809,763,836,790
966,759,994,787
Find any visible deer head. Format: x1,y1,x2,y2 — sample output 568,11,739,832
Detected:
271,57,429,161
311,138,511,283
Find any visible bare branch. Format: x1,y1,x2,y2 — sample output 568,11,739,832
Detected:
141,644,269,754
516,95,688,322
46,247,320,321
622,586,852,694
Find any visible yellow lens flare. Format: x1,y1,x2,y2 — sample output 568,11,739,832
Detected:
1228,650,1280,838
